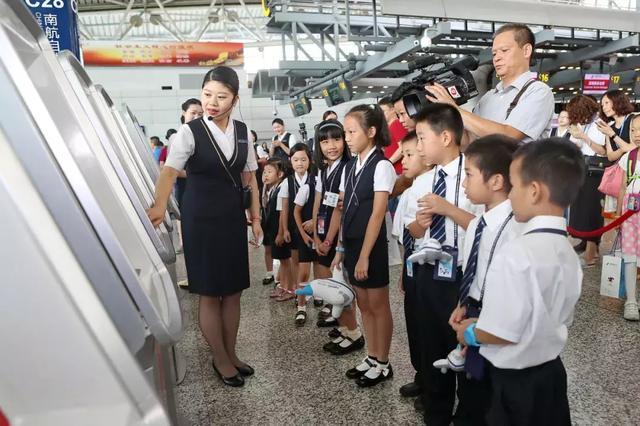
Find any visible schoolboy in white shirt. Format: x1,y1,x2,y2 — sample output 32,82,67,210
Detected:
413,103,482,425
391,131,434,406
448,134,521,423
453,138,584,425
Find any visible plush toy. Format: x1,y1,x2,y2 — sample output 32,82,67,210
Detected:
433,345,466,374
407,238,453,265
295,267,355,318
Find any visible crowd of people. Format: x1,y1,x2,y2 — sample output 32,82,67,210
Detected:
146,21,640,425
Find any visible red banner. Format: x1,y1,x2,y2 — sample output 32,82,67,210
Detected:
82,42,244,67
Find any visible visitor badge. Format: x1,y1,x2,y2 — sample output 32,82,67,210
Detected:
317,214,326,235
434,246,458,282
406,258,414,278
323,191,339,207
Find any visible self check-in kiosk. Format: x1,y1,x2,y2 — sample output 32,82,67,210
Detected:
0,0,183,423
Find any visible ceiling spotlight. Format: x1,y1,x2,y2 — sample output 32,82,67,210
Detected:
366,90,371,94
129,14,143,27
368,86,374,89
149,14,162,25
560,66,566,70
569,87,575,90
559,87,565,90
353,86,359,89
383,85,388,89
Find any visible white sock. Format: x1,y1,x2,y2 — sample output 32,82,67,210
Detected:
265,271,273,278
625,261,638,304
297,305,306,312
343,328,362,340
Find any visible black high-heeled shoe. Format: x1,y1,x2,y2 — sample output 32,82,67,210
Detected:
235,364,255,377
212,361,244,387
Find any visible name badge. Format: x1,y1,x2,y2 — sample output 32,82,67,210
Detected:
627,194,640,212
317,213,326,235
434,246,458,282
406,258,414,278
323,191,339,208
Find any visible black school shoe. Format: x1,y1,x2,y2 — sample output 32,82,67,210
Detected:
330,336,365,356
317,304,333,319
317,317,338,328
346,357,376,379
414,396,424,412
399,381,421,397
262,276,275,286
295,310,307,327
328,327,341,339
212,361,244,387
356,364,393,388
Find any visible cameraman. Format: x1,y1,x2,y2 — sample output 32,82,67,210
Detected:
425,23,554,145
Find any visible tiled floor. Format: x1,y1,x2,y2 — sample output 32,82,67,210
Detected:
173,243,640,425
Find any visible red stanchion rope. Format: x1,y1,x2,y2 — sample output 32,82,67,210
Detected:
567,210,635,238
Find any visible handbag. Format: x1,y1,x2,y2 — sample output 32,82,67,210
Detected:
585,155,610,174
600,231,627,299
598,164,624,197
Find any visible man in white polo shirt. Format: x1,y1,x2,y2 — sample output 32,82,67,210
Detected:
425,23,554,145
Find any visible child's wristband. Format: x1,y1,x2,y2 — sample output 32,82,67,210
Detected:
464,323,481,347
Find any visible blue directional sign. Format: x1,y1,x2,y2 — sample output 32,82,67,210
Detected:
23,0,80,58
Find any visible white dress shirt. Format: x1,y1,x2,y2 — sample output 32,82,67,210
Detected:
274,131,298,147
569,119,606,156
462,199,522,301
294,184,311,207
422,155,483,265
339,148,397,193
165,118,258,172
400,169,436,246
477,215,582,369
315,161,341,194
619,150,640,194
278,172,309,200
392,191,410,240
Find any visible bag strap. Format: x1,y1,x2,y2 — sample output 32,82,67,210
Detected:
505,79,537,120
628,148,639,184
199,120,241,188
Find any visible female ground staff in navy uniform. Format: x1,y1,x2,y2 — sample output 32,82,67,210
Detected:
148,66,262,388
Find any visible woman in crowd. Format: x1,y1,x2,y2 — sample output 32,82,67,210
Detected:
597,90,636,161
566,95,607,266
550,110,570,138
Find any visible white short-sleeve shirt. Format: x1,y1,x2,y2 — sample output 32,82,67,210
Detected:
462,199,522,301
619,150,640,194
338,148,396,194
473,71,554,143
569,119,606,156
275,181,286,211
421,155,484,265
278,172,309,200
294,184,311,207
477,215,582,369
401,169,435,246
316,161,342,194
165,118,258,172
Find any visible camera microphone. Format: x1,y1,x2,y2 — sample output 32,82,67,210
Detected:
407,55,439,72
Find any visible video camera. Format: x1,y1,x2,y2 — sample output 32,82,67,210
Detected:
402,55,479,118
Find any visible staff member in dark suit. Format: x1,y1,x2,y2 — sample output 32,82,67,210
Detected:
148,66,262,388
270,118,297,162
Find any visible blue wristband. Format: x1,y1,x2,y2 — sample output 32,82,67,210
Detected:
336,246,345,253
464,323,481,347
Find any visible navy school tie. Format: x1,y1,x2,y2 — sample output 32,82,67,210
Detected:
402,227,415,253
429,169,448,243
459,217,486,304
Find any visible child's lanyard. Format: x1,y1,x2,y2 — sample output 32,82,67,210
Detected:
524,228,568,237
344,152,378,215
431,155,463,249
478,212,514,303
323,160,341,196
